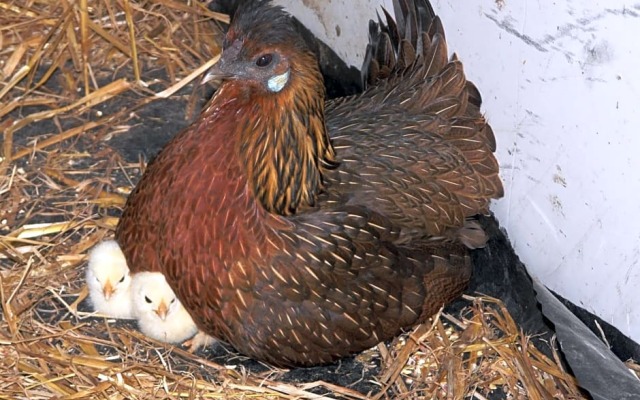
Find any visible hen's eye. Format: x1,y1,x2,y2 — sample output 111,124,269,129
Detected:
256,54,273,67
145,296,152,303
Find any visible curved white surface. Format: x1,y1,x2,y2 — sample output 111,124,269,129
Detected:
278,0,640,343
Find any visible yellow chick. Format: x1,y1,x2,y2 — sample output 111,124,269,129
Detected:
131,271,206,345
86,240,134,319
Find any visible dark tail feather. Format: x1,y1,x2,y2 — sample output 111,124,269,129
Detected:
359,0,505,233
362,0,436,86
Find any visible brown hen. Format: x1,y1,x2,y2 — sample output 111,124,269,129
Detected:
116,0,503,367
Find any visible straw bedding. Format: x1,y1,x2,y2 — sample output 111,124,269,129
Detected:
1,1,631,398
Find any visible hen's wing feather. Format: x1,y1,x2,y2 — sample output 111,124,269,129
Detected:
327,2,502,247
167,203,470,366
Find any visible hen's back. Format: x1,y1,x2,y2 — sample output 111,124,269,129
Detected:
324,0,503,248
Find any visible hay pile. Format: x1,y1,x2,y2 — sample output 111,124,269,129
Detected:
0,1,618,398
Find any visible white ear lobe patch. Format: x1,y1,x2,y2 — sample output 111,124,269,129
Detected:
267,69,290,92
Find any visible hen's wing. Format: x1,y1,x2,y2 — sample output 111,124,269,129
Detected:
164,203,470,367
325,0,502,247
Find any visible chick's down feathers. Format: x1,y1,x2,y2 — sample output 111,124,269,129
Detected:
130,271,200,344
86,240,134,319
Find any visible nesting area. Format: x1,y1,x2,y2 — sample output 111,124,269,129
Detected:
1,1,635,398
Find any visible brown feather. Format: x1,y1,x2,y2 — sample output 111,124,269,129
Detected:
116,0,502,367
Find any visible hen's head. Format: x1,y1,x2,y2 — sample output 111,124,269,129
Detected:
204,0,318,95
200,0,335,216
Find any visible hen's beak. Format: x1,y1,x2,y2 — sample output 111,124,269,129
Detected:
155,300,168,321
102,281,114,300
202,61,229,84
202,40,243,84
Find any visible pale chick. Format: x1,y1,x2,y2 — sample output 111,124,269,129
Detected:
86,239,134,319
130,271,216,350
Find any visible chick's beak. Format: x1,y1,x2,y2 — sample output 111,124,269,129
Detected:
202,40,244,84
102,281,114,300
155,300,168,321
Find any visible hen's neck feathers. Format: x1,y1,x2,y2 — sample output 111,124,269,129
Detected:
154,66,333,264
224,49,335,215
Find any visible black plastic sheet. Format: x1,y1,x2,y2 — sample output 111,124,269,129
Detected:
534,280,640,399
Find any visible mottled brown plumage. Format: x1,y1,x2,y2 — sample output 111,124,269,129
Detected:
116,0,503,367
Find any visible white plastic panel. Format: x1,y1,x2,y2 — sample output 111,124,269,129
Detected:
273,0,394,68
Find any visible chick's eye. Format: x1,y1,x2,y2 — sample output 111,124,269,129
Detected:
144,296,152,304
256,53,273,67
170,298,176,304
118,276,125,283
